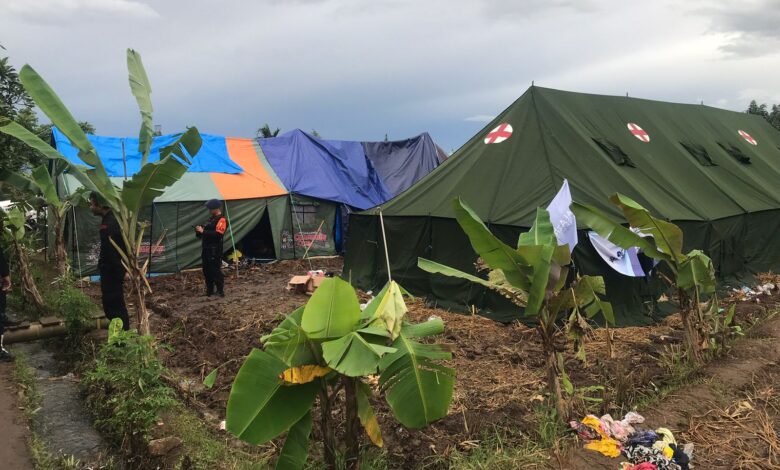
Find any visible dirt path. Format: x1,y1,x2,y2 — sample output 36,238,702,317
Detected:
0,362,34,470
561,310,780,469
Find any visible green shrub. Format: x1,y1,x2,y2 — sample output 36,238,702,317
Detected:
50,276,96,337
82,329,176,453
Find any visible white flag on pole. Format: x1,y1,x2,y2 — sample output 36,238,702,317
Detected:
546,179,577,252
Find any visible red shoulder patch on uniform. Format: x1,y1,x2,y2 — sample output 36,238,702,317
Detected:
215,217,227,235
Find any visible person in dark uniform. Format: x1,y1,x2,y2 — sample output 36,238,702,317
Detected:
0,243,18,362
195,199,228,297
90,194,130,331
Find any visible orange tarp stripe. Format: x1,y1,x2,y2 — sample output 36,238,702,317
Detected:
210,137,287,200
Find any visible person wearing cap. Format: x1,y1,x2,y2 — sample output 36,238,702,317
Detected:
89,193,130,331
195,199,228,297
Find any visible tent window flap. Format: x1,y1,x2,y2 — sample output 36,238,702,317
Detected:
592,138,635,167
681,142,717,166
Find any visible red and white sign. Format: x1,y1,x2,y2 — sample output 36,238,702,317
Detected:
627,123,650,143
484,123,513,144
738,130,757,146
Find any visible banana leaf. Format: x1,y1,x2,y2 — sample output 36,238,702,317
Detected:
262,307,316,367
451,197,532,290
30,165,62,210
226,349,318,445
301,277,361,339
570,201,668,263
357,381,383,447
379,334,454,428
19,65,103,172
275,412,312,470
418,257,527,303
322,332,396,377
126,49,154,164
678,250,716,294
518,207,556,247
0,168,40,196
572,275,614,324
610,194,684,264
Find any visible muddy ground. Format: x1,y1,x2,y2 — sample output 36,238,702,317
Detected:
83,259,780,468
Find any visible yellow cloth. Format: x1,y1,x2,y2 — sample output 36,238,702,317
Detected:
652,427,676,458
580,415,620,457
584,437,622,458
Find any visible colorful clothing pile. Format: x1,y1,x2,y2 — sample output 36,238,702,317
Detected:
571,414,693,469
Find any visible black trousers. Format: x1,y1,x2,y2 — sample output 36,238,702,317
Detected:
100,268,130,331
202,249,224,294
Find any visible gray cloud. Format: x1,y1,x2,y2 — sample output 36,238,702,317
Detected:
2,0,160,23
0,0,777,150
698,0,780,57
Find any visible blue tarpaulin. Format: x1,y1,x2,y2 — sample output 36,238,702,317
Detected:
259,129,392,210
52,128,243,176
362,132,445,197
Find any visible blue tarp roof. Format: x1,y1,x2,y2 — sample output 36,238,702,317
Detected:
363,132,445,197
259,129,392,210
52,128,243,176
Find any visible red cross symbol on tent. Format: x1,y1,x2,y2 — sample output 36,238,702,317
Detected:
484,123,513,144
738,130,757,146
627,123,650,143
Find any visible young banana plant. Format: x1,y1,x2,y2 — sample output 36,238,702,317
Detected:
571,193,717,364
0,49,202,335
418,198,613,421
225,277,454,470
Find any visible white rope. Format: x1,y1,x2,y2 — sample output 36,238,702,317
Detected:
379,210,391,283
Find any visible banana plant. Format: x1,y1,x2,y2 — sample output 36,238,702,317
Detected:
0,49,202,335
0,205,45,310
418,198,613,422
225,277,454,470
0,165,87,276
571,193,716,364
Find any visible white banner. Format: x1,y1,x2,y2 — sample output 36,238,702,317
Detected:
546,179,577,252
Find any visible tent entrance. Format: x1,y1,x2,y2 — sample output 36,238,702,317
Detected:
240,209,276,262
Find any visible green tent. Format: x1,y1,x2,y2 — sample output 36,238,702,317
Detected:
344,86,780,324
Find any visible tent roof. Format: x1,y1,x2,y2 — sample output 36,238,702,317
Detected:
362,132,446,197
53,130,287,202
368,86,780,225
259,129,392,210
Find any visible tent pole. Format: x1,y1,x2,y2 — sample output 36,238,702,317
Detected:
224,200,239,278
379,210,392,283
289,195,297,259
147,203,154,277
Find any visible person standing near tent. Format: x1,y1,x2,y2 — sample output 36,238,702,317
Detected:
89,194,130,331
195,199,228,297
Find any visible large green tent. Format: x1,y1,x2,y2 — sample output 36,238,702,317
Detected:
344,86,780,325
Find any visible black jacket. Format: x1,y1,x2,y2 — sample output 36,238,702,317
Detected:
197,213,228,254
0,247,8,278
99,211,124,273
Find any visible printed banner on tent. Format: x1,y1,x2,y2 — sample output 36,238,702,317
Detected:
546,179,577,252
588,231,650,277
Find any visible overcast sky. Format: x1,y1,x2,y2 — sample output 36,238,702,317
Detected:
1,0,779,151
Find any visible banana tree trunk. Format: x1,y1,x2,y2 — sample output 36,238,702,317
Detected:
127,255,150,336
678,289,704,364
53,212,69,277
13,240,45,310
319,386,337,470
343,377,361,470
539,325,567,422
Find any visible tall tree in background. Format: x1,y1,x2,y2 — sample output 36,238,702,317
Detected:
747,100,780,131
257,123,280,138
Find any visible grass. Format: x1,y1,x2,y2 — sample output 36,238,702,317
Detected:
163,407,270,470
433,427,551,470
